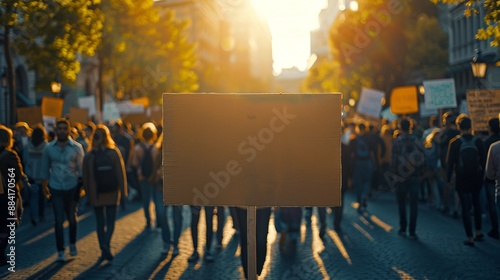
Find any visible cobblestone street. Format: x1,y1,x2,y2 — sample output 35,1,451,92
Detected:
2,190,500,279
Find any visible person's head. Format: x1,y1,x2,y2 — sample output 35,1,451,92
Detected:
84,121,96,139
399,118,412,133
140,122,158,143
0,125,14,149
357,122,367,135
457,115,472,132
442,111,456,128
91,124,116,149
488,117,499,134
112,120,125,136
31,125,47,147
15,122,32,137
429,115,438,128
55,119,71,143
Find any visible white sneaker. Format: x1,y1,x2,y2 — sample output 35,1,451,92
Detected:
56,251,66,262
70,244,78,256
161,242,170,254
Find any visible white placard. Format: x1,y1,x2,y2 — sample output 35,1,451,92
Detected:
357,88,384,118
78,96,96,116
423,78,457,109
103,102,121,122
419,102,439,118
43,116,57,133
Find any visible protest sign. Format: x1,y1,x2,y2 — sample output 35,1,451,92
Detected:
357,88,384,118
466,89,500,132
390,86,418,115
423,79,457,109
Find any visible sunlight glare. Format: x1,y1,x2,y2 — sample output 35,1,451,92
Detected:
251,0,328,72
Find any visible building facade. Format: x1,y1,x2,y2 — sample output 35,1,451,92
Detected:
446,2,499,100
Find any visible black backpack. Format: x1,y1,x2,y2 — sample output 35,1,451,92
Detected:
140,143,154,178
457,136,481,176
93,149,118,194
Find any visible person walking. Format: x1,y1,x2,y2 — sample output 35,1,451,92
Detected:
0,125,27,267
485,123,500,240
132,122,161,229
446,116,485,246
22,125,48,225
83,124,127,264
349,122,375,213
188,205,225,262
391,118,426,239
152,133,183,256
40,119,84,262
482,117,500,239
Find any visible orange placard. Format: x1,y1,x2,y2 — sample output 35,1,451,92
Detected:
390,86,418,115
131,97,150,108
17,107,42,127
41,97,64,118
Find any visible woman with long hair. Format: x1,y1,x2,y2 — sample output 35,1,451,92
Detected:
0,125,27,266
82,124,127,264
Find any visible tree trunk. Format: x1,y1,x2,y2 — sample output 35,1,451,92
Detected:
4,3,17,126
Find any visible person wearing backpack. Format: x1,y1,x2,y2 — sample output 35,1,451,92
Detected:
132,122,161,229
391,118,426,239
40,119,84,262
349,122,375,213
446,116,485,246
82,124,127,264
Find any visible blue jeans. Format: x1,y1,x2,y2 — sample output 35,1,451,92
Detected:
51,188,78,252
153,188,183,246
140,181,158,226
396,177,420,235
94,205,117,258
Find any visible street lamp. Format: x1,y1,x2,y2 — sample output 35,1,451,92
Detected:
471,49,487,88
51,78,61,94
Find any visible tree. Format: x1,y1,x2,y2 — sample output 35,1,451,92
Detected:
304,0,448,106
96,0,198,111
1,0,103,125
431,0,500,47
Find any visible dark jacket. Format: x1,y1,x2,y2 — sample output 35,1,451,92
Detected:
446,134,485,192
0,147,25,226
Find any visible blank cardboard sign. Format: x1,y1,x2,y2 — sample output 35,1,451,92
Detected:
163,93,342,207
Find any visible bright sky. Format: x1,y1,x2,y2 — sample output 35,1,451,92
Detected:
251,0,328,75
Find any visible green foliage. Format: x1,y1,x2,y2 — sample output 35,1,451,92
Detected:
431,0,500,46
1,0,103,89
304,0,448,103
98,0,198,104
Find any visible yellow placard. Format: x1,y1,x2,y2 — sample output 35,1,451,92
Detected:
390,86,418,115
17,107,42,127
131,97,150,108
41,97,64,118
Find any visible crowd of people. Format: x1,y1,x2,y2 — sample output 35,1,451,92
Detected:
343,112,500,246
1,110,500,278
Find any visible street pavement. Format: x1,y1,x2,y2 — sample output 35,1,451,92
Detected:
1,189,500,279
